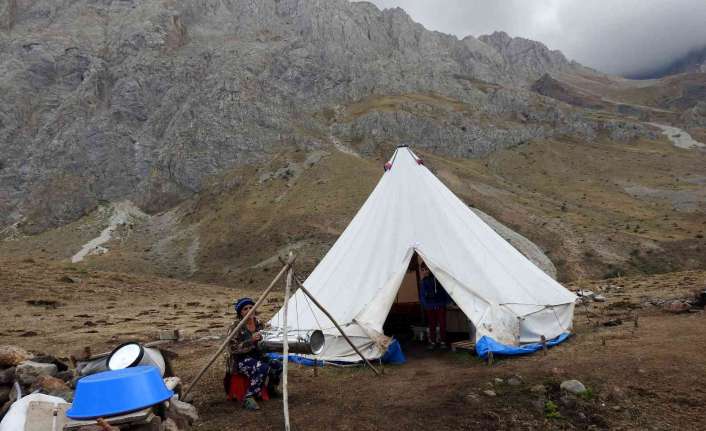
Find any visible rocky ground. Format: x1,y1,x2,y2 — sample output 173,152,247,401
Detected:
2,257,705,430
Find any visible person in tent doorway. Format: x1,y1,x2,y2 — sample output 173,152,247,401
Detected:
419,263,450,350
225,297,283,411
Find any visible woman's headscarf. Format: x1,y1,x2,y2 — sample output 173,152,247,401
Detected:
234,297,255,317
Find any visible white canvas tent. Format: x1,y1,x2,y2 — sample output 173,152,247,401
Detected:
269,146,576,362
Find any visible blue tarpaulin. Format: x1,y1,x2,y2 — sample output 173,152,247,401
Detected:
475,332,571,359
268,339,406,366
380,338,406,364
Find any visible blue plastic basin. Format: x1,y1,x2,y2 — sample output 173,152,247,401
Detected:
67,366,173,419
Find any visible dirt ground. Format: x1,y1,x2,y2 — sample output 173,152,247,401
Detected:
2,258,706,430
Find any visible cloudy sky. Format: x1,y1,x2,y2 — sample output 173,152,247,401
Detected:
364,0,706,77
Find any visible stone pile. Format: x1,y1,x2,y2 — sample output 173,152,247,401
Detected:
0,344,74,419
0,345,198,430
645,289,706,314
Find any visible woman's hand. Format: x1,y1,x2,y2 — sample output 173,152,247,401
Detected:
252,332,263,342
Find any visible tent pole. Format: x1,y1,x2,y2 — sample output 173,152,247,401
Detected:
183,257,295,398
294,277,381,376
282,253,294,431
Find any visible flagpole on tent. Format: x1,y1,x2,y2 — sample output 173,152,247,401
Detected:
293,276,381,376
183,255,295,398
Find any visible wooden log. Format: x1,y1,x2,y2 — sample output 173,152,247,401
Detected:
183,258,294,397
282,253,294,431
295,277,381,376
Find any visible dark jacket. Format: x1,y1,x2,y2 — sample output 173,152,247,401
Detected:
226,318,263,372
419,275,449,310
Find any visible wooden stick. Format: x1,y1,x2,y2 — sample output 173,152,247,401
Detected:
294,277,381,376
282,253,294,431
183,259,293,397
540,335,547,356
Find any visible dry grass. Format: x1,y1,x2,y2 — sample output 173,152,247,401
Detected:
3,132,704,285
2,258,706,430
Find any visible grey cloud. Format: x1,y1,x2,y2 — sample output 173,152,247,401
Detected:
360,0,706,76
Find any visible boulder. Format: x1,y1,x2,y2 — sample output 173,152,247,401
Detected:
0,386,10,404
31,375,73,400
0,366,15,385
163,376,182,391
507,376,523,386
462,393,479,404
594,294,607,302
530,384,546,393
560,379,587,395
15,360,58,385
56,369,75,382
662,301,690,313
0,345,30,367
160,330,181,341
482,389,497,397
560,394,577,408
162,418,180,431
31,354,69,372
169,398,198,424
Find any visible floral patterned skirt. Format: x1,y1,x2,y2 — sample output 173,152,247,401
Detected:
235,356,283,398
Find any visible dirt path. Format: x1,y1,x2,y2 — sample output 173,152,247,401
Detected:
648,123,706,150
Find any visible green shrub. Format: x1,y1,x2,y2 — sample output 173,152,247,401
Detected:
545,400,562,419
578,388,594,400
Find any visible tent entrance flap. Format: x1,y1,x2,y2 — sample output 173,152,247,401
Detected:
383,251,476,344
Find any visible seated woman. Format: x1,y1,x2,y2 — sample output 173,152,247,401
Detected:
225,297,283,411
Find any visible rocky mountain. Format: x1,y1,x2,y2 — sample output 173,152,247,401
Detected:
478,31,592,80
0,0,649,234
1,0,704,283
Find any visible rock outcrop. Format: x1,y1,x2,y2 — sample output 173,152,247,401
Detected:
0,0,649,234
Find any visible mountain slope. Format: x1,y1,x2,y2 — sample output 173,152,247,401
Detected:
0,0,643,234
1,0,704,283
